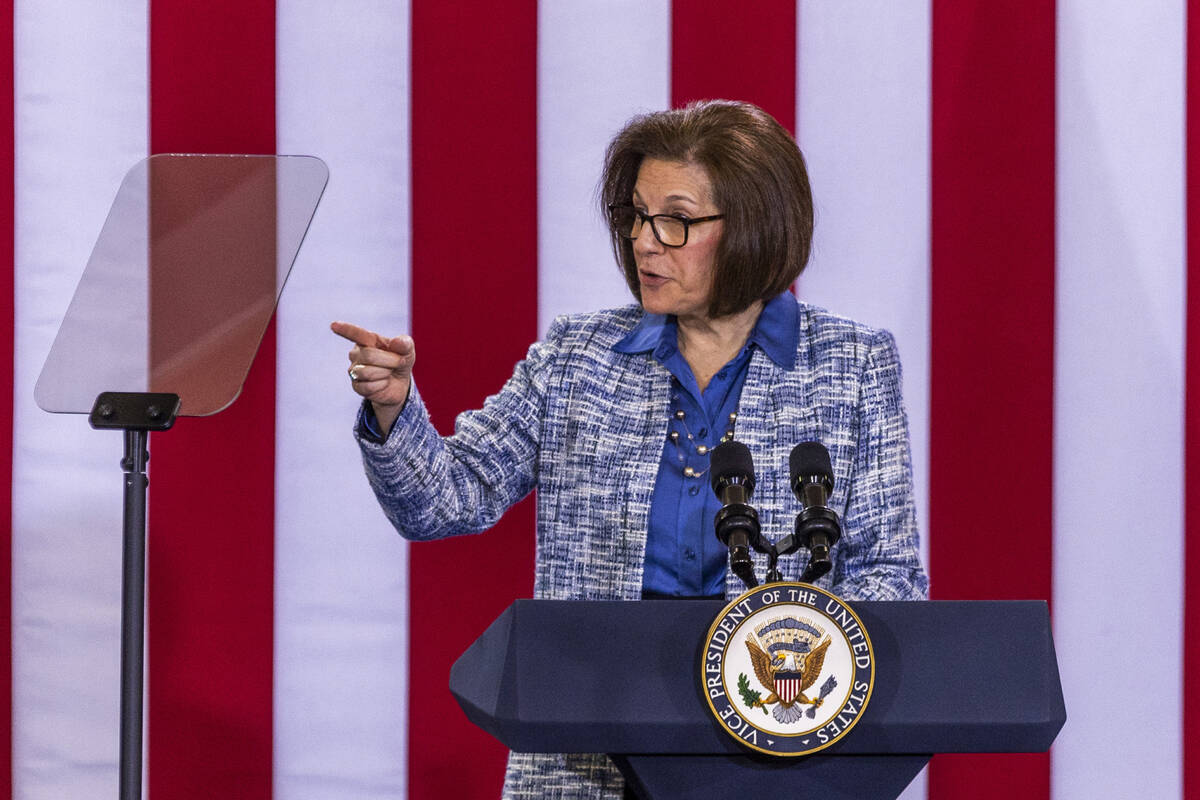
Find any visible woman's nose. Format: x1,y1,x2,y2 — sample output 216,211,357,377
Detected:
632,219,663,256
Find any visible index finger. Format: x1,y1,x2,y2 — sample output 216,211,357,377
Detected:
331,320,389,349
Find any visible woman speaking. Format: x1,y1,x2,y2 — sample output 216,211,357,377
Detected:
333,99,928,799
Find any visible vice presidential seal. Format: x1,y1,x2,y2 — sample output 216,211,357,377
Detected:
700,582,874,756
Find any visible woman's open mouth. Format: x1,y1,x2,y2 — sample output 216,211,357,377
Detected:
639,270,668,288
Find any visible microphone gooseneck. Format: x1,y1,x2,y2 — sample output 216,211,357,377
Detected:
710,441,765,590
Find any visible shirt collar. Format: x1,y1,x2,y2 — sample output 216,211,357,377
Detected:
613,291,797,369
750,290,798,369
612,311,668,355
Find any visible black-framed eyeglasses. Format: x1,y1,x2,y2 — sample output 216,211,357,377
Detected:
607,204,724,248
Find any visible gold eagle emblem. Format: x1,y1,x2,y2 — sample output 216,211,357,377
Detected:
743,616,834,724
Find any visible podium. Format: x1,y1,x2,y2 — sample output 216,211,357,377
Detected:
451,599,1065,800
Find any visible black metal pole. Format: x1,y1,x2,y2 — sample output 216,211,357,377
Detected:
119,428,148,800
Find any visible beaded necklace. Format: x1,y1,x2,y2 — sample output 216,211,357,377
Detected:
668,408,738,479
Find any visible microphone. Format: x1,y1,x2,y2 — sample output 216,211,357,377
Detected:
778,442,842,583
710,441,767,590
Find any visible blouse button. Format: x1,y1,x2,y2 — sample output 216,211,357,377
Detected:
688,485,700,497
684,548,697,561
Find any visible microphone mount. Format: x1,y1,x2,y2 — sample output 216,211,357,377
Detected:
773,497,841,583
712,480,761,590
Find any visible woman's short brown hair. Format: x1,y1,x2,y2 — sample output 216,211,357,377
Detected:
599,100,813,319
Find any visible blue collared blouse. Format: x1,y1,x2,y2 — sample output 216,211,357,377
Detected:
613,291,797,596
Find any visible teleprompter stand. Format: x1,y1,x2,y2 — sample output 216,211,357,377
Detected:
35,154,328,800
89,392,180,800
451,599,1066,800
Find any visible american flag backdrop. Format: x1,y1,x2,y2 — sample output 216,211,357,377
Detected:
1,1,1194,799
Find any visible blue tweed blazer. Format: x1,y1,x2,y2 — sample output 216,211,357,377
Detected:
357,297,928,799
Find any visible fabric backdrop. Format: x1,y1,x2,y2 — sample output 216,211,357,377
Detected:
2,1,1195,799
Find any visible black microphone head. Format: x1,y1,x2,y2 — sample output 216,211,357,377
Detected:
789,441,834,492
710,440,755,495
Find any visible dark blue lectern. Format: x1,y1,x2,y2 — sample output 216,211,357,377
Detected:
451,599,1065,800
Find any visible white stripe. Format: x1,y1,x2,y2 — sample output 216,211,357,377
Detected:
796,5,931,797
795,0,932,562
1053,3,1184,798
13,2,148,798
274,2,411,797
536,0,671,331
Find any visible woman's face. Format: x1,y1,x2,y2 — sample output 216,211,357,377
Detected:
631,158,723,324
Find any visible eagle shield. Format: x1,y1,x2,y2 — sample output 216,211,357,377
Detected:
774,671,803,704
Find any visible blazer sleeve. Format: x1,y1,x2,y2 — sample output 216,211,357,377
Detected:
829,328,930,601
354,316,567,541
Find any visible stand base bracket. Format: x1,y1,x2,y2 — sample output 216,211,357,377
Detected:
89,392,180,430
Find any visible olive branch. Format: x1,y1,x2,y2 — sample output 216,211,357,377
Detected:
737,673,768,715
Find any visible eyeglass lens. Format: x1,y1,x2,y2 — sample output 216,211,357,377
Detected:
610,207,688,247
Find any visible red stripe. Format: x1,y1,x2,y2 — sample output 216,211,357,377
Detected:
147,2,276,797
929,2,1055,798
1186,2,1200,795
0,2,12,797
671,0,797,133
409,2,538,797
